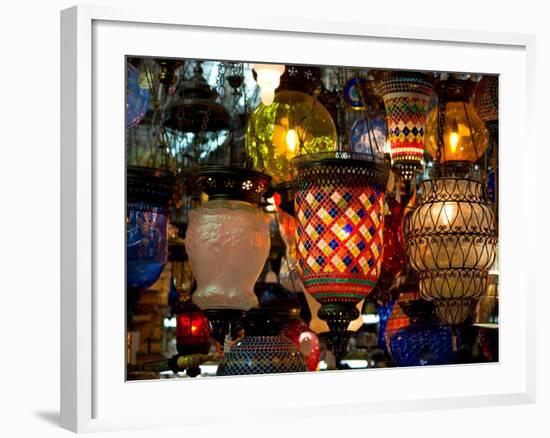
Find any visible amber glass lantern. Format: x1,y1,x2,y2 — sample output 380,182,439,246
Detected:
292,151,389,361
379,72,434,182
425,79,489,164
406,76,498,325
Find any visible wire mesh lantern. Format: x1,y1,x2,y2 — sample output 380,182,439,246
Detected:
291,151,389,362
405,76,498,325
378,72,434,182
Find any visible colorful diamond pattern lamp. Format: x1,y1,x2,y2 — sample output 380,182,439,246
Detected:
379,72,434,182
292,151,388,362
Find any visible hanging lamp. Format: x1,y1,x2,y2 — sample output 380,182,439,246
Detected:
378,71,434,183
292,150,389,363
405,75,498,325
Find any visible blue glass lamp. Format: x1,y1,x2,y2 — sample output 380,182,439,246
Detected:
388,291,459,367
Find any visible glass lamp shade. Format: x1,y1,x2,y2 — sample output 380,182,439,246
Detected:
282,319,321,371
383,296,410,351
380,197,406,279
379,72,434,181
425,102,489,163
349,110,387,159
186,199,271,311
292,151,388,362
245,90,337,184
387,291,458,367
406,178,498,324
473,75,499,125
216,335,307,376
375,299,396,352
127,203,169,291
389,321,458,367
293,152,388,308
175,306,212,356
126,63,150,128
425,78,489,164
273,193,302,292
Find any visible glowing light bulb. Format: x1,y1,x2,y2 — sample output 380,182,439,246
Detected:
449,131,459,154
285,129,298,153
253,64,285,106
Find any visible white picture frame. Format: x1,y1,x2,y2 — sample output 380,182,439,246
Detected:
60,4,536,433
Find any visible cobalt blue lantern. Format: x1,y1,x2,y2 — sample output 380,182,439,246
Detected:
388,291,459,367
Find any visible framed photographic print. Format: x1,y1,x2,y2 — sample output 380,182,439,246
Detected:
61,4,536,433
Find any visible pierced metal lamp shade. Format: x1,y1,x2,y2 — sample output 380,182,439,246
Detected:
405,177,498,324
379,72,434,181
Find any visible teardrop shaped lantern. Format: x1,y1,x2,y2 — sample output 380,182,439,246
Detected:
405,76,498,325
292,151,389,362
379,72,434,182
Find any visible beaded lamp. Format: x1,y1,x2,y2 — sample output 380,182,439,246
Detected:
292,150,389,362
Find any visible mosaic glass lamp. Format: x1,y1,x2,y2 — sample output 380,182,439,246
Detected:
406,77,498,325
246,90,337,185
388,291,459,367
379,72,434,182
292,151,389,362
